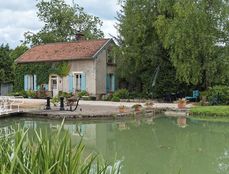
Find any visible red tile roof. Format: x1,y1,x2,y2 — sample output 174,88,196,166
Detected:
16,39,110,63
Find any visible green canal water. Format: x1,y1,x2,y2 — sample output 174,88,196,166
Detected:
1,116,229,174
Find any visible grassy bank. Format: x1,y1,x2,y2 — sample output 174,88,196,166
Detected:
190,106,229,122
190,106,229,116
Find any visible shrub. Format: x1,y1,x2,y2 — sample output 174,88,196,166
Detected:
58,91,72,98
207,85,229,105
51,96,59,106
37,90,48,99
128,92,145,99
27,90,37,98
102,93,113,101
113,89,129,99
78,90,89,97
9,92,21,96
112,96,120,102
11,90,28,98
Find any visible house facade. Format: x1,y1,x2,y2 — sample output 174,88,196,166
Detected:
16,38,116,98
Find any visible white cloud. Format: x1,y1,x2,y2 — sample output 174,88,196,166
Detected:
0,8,42,48
0,10,42,30
0,0,36,11
75,0,120,20
0,0,120,48
102,19,118,38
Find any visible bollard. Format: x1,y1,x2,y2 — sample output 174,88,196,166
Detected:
60,97,65,111
46,97,51,110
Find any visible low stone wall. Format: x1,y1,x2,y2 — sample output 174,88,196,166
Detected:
20,107,164,121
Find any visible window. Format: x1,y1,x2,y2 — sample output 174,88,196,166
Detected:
24,75,37,91
75,74,82,91
28,75,34,90
106,73,115,92
68,73,86,93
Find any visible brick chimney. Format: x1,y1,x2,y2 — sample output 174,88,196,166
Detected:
75,31,85,41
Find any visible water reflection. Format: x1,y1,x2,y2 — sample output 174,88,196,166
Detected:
0,126,15,138
216,149,229,174
117,122,129,131
0,117,229,174
177,116,187,128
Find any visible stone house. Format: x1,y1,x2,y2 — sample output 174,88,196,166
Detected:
15,38,116,98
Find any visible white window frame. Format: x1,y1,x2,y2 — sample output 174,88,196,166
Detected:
72,72,83,92
28,75,34,90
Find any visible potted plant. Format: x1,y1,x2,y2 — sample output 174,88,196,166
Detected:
119,105,126,113
145,101,154,109
132,104,142,112
177,98,186,109
51,96,60,107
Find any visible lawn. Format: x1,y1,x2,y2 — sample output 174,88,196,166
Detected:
190,106,229,122
190,106,229,117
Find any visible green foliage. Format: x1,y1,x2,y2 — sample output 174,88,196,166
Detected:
155,0,229,86
102,94,113,101
115,0,189,98
0,44,14,83
10,44,28,61
56,62,71,77
191,106,229,117
78,90,89,97
27,90,37,98
113,89,129,99
0,121,121,173
15,61,71,91
116,0,229,97
58,91,73,98
9,90,28,98
24,0,104,46
207,86,229,105
111,96,120,102
51,96,60,106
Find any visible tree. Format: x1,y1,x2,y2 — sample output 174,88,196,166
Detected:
0,44,14,83
11,45,29,90
155,0,229,87
24,0,104,46
116,0,229,98
10,44,28,61
115,0,185,97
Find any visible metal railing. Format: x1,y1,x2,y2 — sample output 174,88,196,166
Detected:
0,96,24,115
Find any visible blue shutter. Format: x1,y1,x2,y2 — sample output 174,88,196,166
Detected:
45,84,48,91
24,75,28,91
106,74,110,93
111,74,115,91
33,75,37,91
68,74,74,93
81,73,86,91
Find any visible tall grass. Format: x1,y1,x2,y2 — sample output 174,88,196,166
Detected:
0,120,121,174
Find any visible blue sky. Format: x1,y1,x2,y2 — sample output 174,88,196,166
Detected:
0,0,120,48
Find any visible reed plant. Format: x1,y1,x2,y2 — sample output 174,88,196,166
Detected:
0,120,121,174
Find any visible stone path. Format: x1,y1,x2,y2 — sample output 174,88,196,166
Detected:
7,99,193,120
17,98,192,109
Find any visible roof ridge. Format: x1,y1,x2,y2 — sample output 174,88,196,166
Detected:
35,38,110,47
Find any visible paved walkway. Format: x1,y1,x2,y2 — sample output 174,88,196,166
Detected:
1,99,192,119
16,98,192,109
